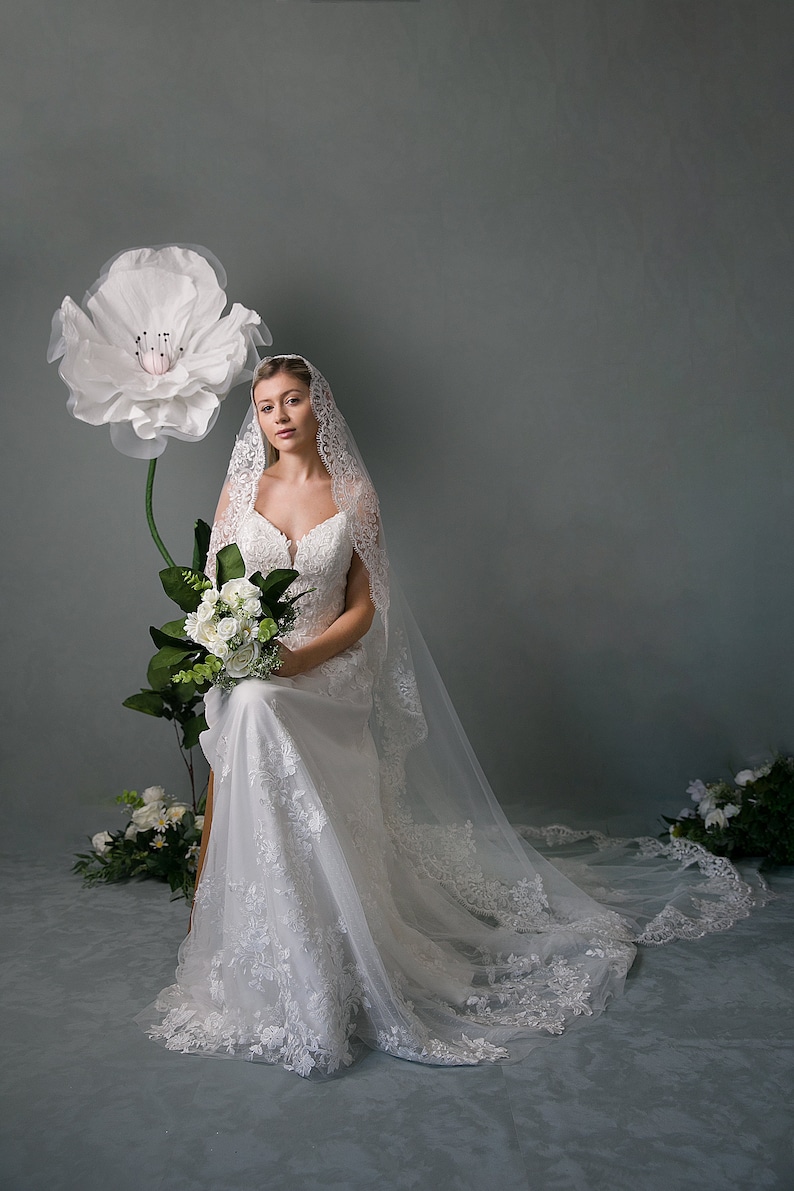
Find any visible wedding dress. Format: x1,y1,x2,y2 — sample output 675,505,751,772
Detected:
137,357,762,1078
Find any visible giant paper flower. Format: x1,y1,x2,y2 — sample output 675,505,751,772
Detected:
47,244,270,458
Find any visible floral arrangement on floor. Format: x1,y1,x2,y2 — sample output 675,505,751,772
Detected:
664,756,794,866
73,786,206,900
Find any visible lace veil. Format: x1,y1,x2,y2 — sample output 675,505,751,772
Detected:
206,354,764,980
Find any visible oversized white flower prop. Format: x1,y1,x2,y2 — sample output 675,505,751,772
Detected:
48,244,269,460
48,244,272,566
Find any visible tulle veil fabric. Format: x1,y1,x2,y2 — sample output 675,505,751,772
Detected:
137,355,764,1074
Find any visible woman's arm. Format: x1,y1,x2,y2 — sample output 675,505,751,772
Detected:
274,550,375,677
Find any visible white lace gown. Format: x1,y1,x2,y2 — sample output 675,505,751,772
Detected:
137,509,756,1077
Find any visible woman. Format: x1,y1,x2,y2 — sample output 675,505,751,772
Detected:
137,355,758,1078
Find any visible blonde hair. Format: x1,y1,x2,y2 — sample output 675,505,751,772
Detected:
252,356,313,468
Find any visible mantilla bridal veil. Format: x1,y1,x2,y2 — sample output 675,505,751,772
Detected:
136,355,764,1078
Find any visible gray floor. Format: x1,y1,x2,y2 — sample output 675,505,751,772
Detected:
1,851,791,1191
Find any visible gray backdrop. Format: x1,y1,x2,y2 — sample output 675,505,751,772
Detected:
2,0,792,853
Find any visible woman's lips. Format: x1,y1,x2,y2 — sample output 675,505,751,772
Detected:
276,429,295,438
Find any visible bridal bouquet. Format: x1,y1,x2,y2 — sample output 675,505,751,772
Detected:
73,786,205,900
664,755,794,865
148,541,308,694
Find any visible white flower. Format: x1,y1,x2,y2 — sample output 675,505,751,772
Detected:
705,808,728,830
91,830,113,855
220,578,261,608
194,620,221,649
216,616,240,641
723,803,741,820
47,245,269,458
225,641,260,679
194,815,205,831
166,803,189,823
237,621,256,646
687,779,708,803
131,801,166,830
677,808,696,819
242,597,261,618
124,822,139,840
141,784,166,804
201,587,220,607
734,769,757,787
195,602,216,625
695,793,718,819
184,612,200,639
209,640,231,662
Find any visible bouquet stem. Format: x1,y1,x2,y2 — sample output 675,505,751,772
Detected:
145,458,176,568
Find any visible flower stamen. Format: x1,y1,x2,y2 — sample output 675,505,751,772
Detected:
134,331,184,376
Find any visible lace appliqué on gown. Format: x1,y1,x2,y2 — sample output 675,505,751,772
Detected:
138,511,764,1078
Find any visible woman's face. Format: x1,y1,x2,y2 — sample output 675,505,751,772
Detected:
253,372,318,456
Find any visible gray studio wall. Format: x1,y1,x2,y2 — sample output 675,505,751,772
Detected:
2,0,792,853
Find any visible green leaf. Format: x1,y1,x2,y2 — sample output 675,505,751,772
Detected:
147,644,197,690
181,712,208,751
159,566,207,613
161,616,187,638
250,568,299,603
192,519,212,573
122,690,166,717
150,625,192,650
216,543,246,586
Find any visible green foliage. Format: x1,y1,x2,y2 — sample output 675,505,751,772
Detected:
192,519,212,573
664,756,794,866
159,566,208,612
216,542,245,586
73,800,206,901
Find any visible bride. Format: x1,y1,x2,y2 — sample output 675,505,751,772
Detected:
137,354,759,1078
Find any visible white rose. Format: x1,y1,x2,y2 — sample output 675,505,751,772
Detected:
142,785,166,804
704,808,728,830
202,586,219,606
124,823,139,840
194,620,220,648
723,802,741,820
92,830,113,855
225,641,260,679
209,639,230,662
220,578,260,607
734,769,756,787
216,616,240,641
195,601,216,624
194,815,205,831
242,597,261,617
132,802,165,829
166,803,189,823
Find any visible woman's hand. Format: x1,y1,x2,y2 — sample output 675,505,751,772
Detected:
273,642,304,678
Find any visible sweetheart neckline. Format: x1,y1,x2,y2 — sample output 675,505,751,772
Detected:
251,508,345,564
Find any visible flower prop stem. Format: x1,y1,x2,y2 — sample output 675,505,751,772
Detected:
145,458,176,568
173,718,198,812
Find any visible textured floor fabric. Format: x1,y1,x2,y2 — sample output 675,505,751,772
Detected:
0,850,791,1191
